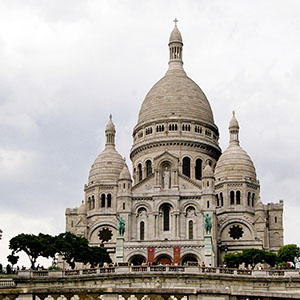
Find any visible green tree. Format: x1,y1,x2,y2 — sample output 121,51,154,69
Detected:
7,254,19,268
55,232,89,269
223,253,241,268
264,251,277,267
9,234,45,269
86,246,112,268
241,249,264,268
277,244,300,264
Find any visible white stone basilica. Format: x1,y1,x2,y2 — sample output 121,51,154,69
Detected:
65,24,283,267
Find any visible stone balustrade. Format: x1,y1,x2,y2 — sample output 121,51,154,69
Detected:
12,265,300,279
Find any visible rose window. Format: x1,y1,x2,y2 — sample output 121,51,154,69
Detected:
229,225,244,240
98,227,113,242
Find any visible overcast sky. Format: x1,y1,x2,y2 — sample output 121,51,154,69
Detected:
0,0,300,267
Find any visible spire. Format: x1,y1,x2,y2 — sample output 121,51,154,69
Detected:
168,19,183,70
105,114,116,147
229,111,240,145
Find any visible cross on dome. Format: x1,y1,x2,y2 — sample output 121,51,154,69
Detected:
173,18,179,27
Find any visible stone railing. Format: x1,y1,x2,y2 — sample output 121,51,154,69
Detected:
14,266,300,279
0,279,16,288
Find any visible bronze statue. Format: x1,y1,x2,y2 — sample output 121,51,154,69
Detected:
116,214,125,237
204,214,212,235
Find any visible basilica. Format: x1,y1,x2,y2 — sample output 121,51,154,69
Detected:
65,24,284,267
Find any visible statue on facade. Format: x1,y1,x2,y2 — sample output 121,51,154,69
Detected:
204,214,212,235
116,214,125,237
163,167,170,189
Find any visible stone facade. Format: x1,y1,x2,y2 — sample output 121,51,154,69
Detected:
65,24,284,266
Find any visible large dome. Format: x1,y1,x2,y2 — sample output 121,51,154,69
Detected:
137,68,215,126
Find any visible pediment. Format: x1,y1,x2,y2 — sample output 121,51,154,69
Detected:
254,215,266,224
153,150,179,165
132,173,156,193
76,217,86,227
178,173,202,191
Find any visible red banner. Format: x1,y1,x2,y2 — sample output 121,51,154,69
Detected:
173,246,181,265
147,247,155,263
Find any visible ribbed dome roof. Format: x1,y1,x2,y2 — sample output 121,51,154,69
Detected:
88,147,124,184
169,26,182,43
137,69,215,125
215,143,256,181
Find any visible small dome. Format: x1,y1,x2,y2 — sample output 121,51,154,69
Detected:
88,147,124,184
169,26,182,43
106,114,115,132
215,143,256,181
119,163,131,181
203,164,214,177
78,201,86,214
229,111,239,129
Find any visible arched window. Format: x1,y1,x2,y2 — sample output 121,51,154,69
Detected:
138,163,143,181
146,160,152,177
195,159,202,180
101,194,105,208
216,194,220,207
182,157,191,178
188,220,193,240
140,221,145,241
107,194,111,208
247,192,251,206
88,197,91,210
230,191,235,205
162,205,170,231
236,191,241,205
92,196,95,209
220,192,224,206
252,193,255,207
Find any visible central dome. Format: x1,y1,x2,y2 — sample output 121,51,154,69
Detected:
136,24,215,128
137,68,215,126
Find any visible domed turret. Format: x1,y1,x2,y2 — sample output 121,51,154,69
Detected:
215,112,256,181
203,164,214,178
169,19,182,43
119,162,132,181
88,115,124,185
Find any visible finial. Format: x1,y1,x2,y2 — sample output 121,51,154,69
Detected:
109,114,112,120
173,18,178,27
232,110,235,117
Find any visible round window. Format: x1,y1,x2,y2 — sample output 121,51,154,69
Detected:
98,227,113,242
229,225,244,240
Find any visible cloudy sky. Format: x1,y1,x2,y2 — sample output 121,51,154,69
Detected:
0,0,299,266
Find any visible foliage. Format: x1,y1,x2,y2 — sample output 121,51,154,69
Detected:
8,231,111,269
223,253,241,268
277,244,300,264
7,254,19,266
223,248,277,269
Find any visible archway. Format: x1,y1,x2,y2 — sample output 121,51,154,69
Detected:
155,254,172,265
181,254,199,265
129,255,146,266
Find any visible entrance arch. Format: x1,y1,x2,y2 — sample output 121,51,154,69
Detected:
129,254,146,266
155,254,172,265
181,254,199,265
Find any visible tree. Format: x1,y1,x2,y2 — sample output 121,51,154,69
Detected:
55,232,90,269
9,234,45,269
277,244,300,264
241,249,264,269
86,246,112,268
223,253,241,268
7,254,19,268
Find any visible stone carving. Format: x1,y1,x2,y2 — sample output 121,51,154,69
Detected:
163,167,170,189
204,214,212,235
116,214,125,237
